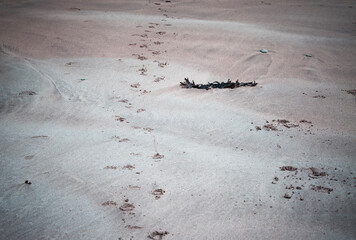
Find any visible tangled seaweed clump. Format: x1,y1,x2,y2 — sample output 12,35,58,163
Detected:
180,78,257,90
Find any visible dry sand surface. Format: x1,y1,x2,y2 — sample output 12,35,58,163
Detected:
1,0,356,239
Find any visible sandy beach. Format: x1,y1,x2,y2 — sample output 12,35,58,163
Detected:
0,0,355,239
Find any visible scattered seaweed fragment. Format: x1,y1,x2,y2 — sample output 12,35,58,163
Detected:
180,78,257,90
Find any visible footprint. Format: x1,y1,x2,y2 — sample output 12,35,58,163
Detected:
137,55,147,61
125,225,143,230
123,164,135,170
158,8,168,12
153,60,167,68
141,90,150,94
138,66,147,75
104,166,119,169
130,83,141,88
31,136,48,138
158,62,167,67
148,231,169,240
115,116,126,122
152,153,164,160
152,189,165,199
342,89,356,96
143,128,154,132
154,76,165,82
19,91,36,96
119,203,135,211
102,201,117,206
313,95,326,99
68,7,80,11
118,138,130,142
132,34,148,38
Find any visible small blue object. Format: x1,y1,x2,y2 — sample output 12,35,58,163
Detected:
80,78,86,81
260,49,268,53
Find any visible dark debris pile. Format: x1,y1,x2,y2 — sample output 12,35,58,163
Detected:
180,78,257,90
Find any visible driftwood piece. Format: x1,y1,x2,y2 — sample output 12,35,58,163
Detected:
180,78,257,90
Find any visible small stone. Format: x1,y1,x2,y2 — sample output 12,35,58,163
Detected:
305,54,312,57
260,49,268,53
25,180,32,184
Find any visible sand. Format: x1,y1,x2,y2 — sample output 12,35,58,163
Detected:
0,0,355,239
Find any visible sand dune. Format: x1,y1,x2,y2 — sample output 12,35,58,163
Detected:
0,0,355,239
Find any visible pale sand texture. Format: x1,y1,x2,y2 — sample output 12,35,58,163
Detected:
0,0,355,239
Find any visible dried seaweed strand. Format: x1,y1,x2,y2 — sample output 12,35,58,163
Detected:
180,78,257,90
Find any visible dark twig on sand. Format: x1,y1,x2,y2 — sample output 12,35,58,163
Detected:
180,78,257,90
